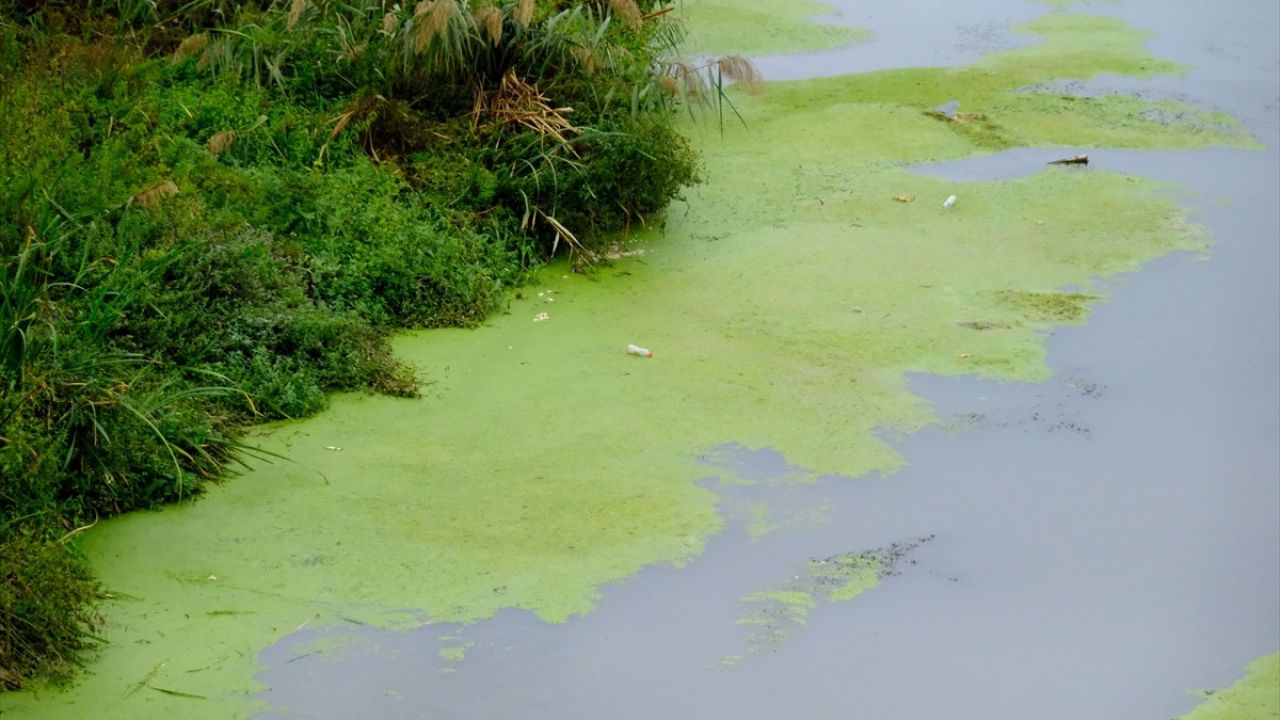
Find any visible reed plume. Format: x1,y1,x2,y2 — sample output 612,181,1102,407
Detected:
514,0,534,27
474,5,504,46
171,33,208,62
132,181,180,209
414,0,457,54
607,0,641,31
206,131,235,156
287,0,307,30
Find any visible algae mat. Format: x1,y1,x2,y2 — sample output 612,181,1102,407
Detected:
1181,654,1280,720
7,11,1263,720
677,0,869,56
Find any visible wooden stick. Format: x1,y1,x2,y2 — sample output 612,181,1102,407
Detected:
1048,154,1089,165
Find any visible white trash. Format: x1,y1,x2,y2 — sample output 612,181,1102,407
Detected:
626,344,653,358
943,195,957,209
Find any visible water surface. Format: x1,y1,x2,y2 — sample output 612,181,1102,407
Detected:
6,0,1276,718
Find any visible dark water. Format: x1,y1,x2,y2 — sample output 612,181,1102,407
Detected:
254,1,1279,717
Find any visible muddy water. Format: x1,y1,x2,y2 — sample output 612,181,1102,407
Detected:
7,0,1277,718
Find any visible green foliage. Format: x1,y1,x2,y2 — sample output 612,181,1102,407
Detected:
0,529,101,691
0,0,702,690
511,115,700,242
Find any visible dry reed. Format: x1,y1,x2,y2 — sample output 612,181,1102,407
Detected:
607,0,641,31
717,55,762,94
381,11,400,34
171,33,208,62
473,70,577,147
474,5,504,46
132,181,180,209
573,46,597,74
514,0,535,27
287,0,308,30
414,0,456,54
206,131,235,156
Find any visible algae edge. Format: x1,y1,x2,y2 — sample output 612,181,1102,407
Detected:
720,537,931,665
6,12,1257,720
677,0,870,57
1180,654,1280,720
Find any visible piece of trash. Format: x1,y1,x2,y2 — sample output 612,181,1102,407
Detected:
932,99,960,120
1048,154,1088,165
626,344,653,358
893,193,915,203
958,353,974,359
324,445,342,451
943,195,957,208
533,312,549,322
207,575,217,581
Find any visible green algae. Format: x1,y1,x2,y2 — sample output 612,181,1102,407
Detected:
995,290,1101,325
744,503,779,541
742,499,839,538
743,500,833,542
739,591,817,623
730,552,882,659
8,12,1266,719
811,554,881,602
437,644,471,662
987,14,1186,80
1181,654,1280,720
676,0,870,57
711,654,743,669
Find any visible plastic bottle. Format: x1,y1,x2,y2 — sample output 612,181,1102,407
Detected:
943,195,957,208
627,344,653,358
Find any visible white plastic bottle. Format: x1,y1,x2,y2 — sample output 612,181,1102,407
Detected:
943,195,957,208
627,344,653,357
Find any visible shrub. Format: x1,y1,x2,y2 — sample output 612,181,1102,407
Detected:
0,529,101,691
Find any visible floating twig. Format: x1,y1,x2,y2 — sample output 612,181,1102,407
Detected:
124,661,166,698
1048,154,1088,165
149,686,207,700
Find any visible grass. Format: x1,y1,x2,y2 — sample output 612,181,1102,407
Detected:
0,0,716,688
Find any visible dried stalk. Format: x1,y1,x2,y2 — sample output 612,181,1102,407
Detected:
172,33,208,62
206,130,235,156
287,0,308,30
607,0,641,31
132,181,180,209
473,70,578,147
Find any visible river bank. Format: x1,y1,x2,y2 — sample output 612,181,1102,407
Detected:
5,0,1276,718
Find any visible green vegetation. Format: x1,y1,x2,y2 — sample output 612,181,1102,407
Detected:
678,0,870,56
0,0,708,689
1182,654,1280,720
729,552,881,660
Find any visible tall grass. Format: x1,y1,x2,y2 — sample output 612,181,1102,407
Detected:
0,189,248,689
